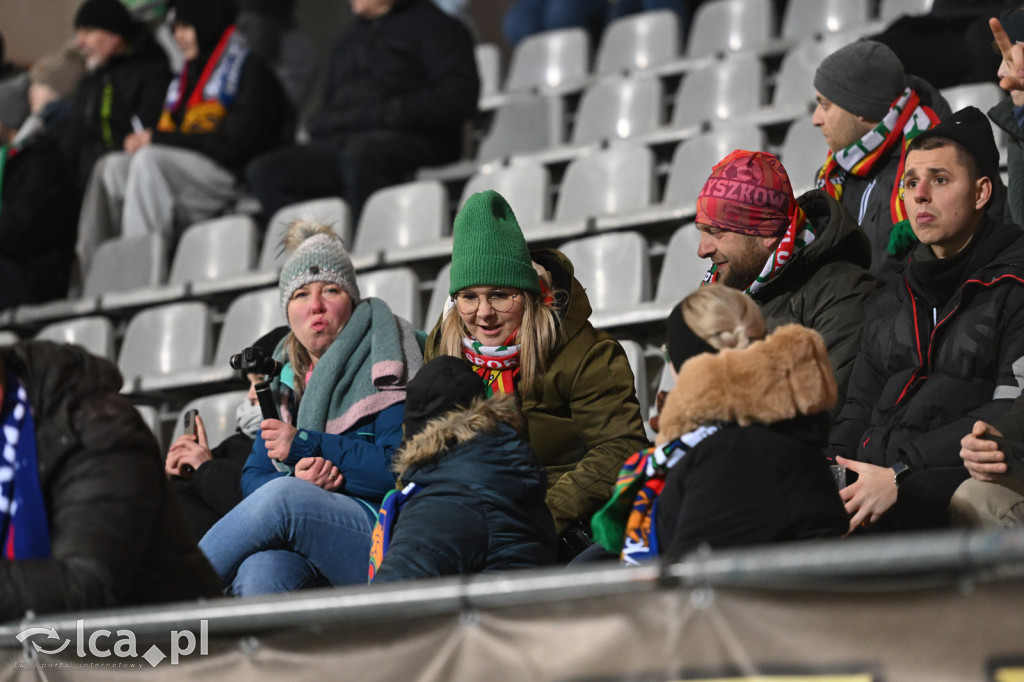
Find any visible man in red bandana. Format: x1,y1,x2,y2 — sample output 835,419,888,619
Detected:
694,150,878,415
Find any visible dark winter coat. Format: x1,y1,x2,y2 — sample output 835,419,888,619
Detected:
425,250,650,536
305,0,479,162
990,98,1024,228
655,325,848,559
0,342,220,621
0,134,78,304
830,218,1024,472
753,190,880,416
151,38,294,176
172,431,253,542
828,75,952,287
61,32,170,190
374,394,557,582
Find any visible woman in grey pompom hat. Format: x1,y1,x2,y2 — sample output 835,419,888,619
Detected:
199,219,423,596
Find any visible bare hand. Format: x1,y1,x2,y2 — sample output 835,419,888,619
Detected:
123,129,153,153
295,457,344,491
991,18,1024,104
261,418,297,462
165,414,213,476
836,456,898,534
961,420,1007,482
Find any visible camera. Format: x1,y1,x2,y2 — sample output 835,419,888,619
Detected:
229,345,282,379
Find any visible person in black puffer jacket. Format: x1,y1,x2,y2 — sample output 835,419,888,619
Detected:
371,356,557,583
0,341,220,621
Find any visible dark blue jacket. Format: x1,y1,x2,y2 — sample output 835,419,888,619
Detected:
374,395,558,582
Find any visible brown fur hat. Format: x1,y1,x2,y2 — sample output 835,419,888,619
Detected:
656,324,837,445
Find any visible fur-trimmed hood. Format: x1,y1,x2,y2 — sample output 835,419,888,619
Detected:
394,393,528,479
656,324,837,445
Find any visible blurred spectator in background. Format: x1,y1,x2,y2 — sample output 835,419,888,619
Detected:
76,0,293,268
24,45,86,147
236,0,315,109
503,0,693,50
989,8,1024,226
0,75,78,309
246,0,479,225
812,40,951,287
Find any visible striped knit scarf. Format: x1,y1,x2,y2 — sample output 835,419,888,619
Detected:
367,482,420,583
0,367,49,560
701,202,814,296
590,424,722,565
815,87,941,256
158,25,248,135
462,334,520,396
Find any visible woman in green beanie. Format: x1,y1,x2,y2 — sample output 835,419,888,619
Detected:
425,190,649,557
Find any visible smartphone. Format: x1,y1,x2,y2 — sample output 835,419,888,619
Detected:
182,408,199,437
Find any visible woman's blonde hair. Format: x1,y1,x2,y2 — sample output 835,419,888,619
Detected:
681,284,765,351
438,289,561,391
284,332,313,402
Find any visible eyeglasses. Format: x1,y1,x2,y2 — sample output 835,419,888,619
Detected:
453,289,520,314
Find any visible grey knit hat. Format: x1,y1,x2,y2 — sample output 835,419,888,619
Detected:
814,40,906,121
278,220,360,322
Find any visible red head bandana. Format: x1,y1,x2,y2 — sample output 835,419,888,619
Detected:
695,150,797,237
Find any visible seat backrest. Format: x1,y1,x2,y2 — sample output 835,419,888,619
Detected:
215,288,287,368
84,234,168,296
778,114,829,195
617,339,649,418
595,9,681,77
357,268,422,328
118,301,212,379
170,391,250,449
476,94,565,163
425,262,452,330
475,43,502,101
672,52,764,128
0,330,19,345
504,27,589,93
685,0,776,59
772,33,850,110
662,123,766,208
558,232,651,311
555,143,655,222
940,83,1005,118
656,224,708,302
168,214,258,285
780,0,869,39
571,74,663,146
35,316,116,360
135,404,163,450
879,0,934,24
353,181,449,256
460,162,551,227
261,197,352,271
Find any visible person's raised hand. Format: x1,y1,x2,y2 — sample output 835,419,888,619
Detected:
991,18,1024,96
164,415,213,477
261,418,297,462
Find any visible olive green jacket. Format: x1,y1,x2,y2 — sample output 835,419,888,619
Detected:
426,249,649,535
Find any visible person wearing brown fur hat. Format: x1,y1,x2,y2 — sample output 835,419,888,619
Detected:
592,285,847,563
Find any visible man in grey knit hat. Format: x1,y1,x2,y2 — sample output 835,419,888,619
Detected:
812,39,951,287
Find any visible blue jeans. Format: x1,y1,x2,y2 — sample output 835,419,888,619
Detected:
198,476,378,596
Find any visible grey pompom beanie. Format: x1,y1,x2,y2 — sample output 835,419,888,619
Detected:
278,223,360,322
814,40,906,121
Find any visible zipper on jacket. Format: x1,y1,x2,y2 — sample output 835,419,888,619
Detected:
858,178,876,224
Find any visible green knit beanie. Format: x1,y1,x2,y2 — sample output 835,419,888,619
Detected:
449,190,540,295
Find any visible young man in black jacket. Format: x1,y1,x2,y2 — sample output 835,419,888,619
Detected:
830,107,1024,532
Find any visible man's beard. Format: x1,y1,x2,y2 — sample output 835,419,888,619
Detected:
721,239,771,290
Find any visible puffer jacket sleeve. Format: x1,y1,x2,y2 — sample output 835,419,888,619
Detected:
829,315,891,459
545,338,648,535
373,486,489,583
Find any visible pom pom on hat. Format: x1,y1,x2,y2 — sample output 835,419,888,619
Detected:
278,220,359,322
449,190,540,295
